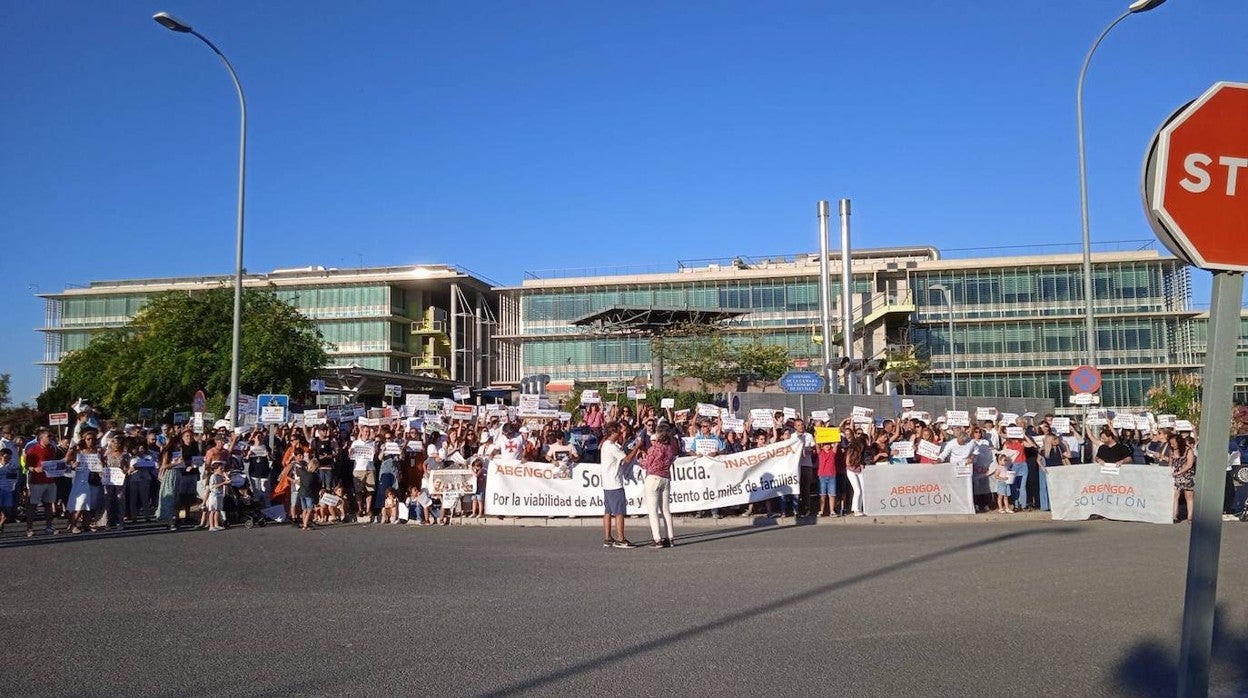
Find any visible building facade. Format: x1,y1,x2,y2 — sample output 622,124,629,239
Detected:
495,246,1244,408
38,265,498,392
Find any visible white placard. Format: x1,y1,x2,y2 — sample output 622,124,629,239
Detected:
694,438,719,456
407,394,430,413
916,440,942,461
1133,416,1151,432
452,386,471,402
1000,412,1019,426
248,445,269,458
557,411,572,422
660,398,675,409
1175,419,1194,432
945,410,970,427
383,442,402,457
41,459,68,478
901,398,915,409
810,410,830,422
633,389,647,400
318,493,342,508
1072,393,1096,406
721,417,745,434
429,468,477,495
975,407,998,421
1052,417,1071,434
782,407,797,420
350,443,375,461
103,466,126,486
79,453,103,472
1005,426,1026,439
1157,414,1177,428
891,441,915,459
696,403,720,418
852,406,874,419
304,409,327,426
580,390,600,404
625,386,637,400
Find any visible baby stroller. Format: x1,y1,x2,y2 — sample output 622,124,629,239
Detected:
224,470,268,528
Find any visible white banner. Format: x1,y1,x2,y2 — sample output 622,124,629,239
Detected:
485,437,802,517
862,463,974,516
1045,464,1173,524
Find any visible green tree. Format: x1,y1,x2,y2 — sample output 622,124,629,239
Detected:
655,327,790,389
1145,373,1202,425
0,372,10,408
38,287,328,420
883,344,932,394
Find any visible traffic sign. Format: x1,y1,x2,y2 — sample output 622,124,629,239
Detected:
48,412,69,426
778,371,826,394
257,394,289,424
192,389,206,414
1068,365,1101,395
310,379,326,393
1143,81,1248,271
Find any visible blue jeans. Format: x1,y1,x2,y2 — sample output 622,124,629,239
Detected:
1038,467,1050,511
818,476,837,496
1011,462,1030,509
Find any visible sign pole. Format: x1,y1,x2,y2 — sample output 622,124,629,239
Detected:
1177,270,1243,698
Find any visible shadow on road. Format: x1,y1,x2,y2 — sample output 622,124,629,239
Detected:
1116,605,1248,697
476,525,1080,697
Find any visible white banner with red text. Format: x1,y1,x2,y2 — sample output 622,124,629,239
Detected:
485,437,802,517
1044,463,1172,524
862,462,974,516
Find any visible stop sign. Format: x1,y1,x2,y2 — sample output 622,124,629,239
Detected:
1143,81,1248,271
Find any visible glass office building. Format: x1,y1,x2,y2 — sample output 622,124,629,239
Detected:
38,265,498,391
496,246,1244,408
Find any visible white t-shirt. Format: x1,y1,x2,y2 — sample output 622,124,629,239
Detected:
940,438,979,465
493,434,525,462
350,439,375,473
600,440,627,491
795,432,815,468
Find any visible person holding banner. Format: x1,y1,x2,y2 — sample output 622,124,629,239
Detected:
65,427,101,533
639,424,678,548
22,428,60,538
600,421,640,548
1164,433,1196,523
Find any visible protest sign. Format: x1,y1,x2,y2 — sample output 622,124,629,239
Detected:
1005,426,1025,439
79,453,103,473
304,409,327,427
815,426,841,444
407,393,430,413
103,467,126,487
383,442,402,457
901,398,915,409
48,412,69,426
486,437,802,517
696,403,720,418
193,414,204,434
862,463,974,516
452,386,471,402
945,410,970,427
721,417,746,434
41,459,67,478
580,390,600,404
350,443,375,461
625,386,637,400
318,493,342,508
633,389,646,400
385,384,403,398
1157,414,1177,428
1175,419,1194,432
1000,412,1019,425
290,413,305,427
890,441,915,459
852,406,874,419
1046,464,1172,524
975,407,998,422
810,410,830,422
750,409,775,429
660,398,675,409
429,468,477,496
557,411,572,423
782,407,797,421
451,404,475,421
917,440,943,461
694,438,719,456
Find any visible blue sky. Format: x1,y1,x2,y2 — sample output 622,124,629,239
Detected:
2,0,1245,403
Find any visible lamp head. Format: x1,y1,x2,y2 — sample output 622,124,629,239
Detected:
153,11,193,33
1127,0,1166,12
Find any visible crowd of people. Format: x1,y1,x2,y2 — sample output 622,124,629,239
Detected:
0,399,1241,545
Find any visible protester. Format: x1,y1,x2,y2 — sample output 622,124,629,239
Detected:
639,423,677,548
1166,433,1196,523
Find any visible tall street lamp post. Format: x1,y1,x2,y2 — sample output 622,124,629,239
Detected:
929,284,956,411
153,11,247,428
1076,0,1167,367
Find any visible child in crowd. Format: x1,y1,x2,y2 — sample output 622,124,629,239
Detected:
0,450,17,535
380,489,399,524
319,484,347,524
467,461,485,518
205,462,228,532
989,453,1015,514
405,486,433,525
439,492,460,525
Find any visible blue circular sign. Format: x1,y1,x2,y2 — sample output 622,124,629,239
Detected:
1069,365,1102,394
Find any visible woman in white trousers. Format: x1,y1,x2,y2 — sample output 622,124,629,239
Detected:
639,425,678,548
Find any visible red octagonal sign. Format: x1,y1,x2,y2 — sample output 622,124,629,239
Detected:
1143,82,1248,272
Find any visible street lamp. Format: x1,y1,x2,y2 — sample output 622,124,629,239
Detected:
929,284,955,410
1076,0,1167,368
153,11,247,429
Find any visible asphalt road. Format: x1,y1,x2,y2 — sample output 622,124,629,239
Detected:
2,518,1246,698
